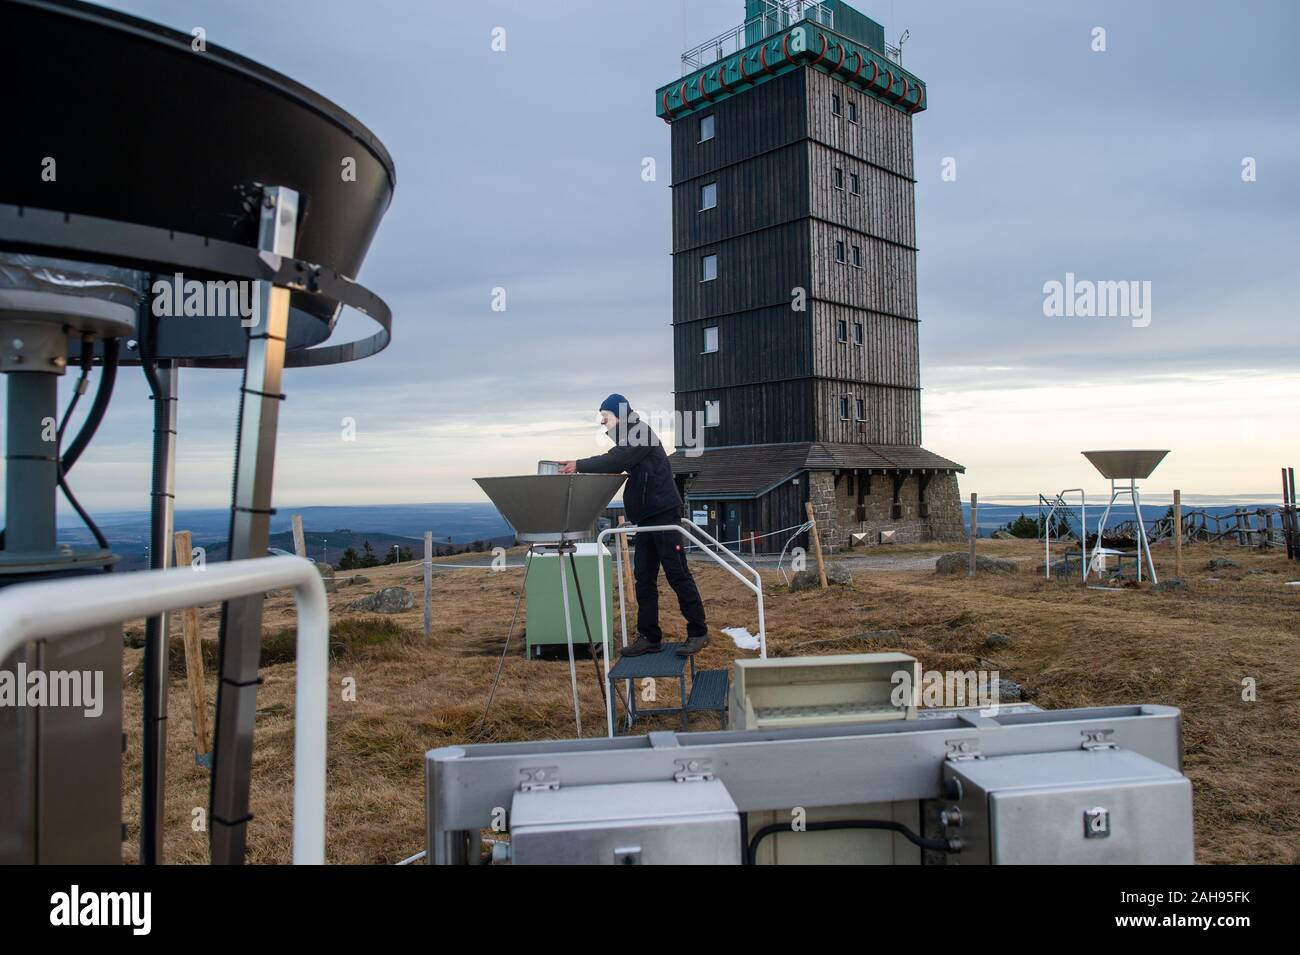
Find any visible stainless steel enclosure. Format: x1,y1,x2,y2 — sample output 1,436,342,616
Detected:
426,704,1191,865
0,625,123,864
510,779,741,865
944,748,1194,864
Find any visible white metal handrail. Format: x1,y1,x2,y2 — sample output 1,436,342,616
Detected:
682,518,766,607
596,522,767,738
0,555,329,864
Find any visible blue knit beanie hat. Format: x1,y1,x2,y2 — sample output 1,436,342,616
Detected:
599,393,631,416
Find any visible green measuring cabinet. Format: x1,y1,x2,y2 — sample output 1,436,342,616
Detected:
524,543,614,659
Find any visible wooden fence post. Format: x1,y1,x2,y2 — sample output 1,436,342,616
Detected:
617,516,635,601
804,501,828,588
291,514,306,558
969,492,978,577
173,530,210,762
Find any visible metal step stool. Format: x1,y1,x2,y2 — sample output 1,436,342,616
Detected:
686,668,729,729
607,643,727,733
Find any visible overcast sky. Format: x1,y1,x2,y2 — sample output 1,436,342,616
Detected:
22,0,1300,511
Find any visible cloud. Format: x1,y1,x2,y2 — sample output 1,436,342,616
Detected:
12,0,1296,514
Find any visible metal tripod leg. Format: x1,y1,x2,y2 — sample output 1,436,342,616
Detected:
1088,482,1118,582
209,186,297,864
556,543,582,736
566,549,607,707
1133,481,1157,584
141,360,178,864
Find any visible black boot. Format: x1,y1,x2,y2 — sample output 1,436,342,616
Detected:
676,634,710,656
621,635,663,657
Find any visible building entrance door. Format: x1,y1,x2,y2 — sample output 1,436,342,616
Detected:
721,503,742,552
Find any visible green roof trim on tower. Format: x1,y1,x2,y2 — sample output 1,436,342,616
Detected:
658,12,924,122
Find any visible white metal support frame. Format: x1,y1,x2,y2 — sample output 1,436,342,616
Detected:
1087,478,1158,584
0,555,329,864
595,519,767,738
1044,488,1086,580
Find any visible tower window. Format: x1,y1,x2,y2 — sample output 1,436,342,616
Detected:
852,245,862,267
698,114,715,142
833,166,844,190
700,182,717,210
701,253,717,282
703,325,719,353
832,93,842,116
839,396,850,419
849,172,860,195
834,240,845,263
704,400,720,427
836,319,848,342
847,100,858,123
855,397,865,420
853,322,864,345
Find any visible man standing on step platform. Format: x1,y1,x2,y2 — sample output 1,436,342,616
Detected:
560,394,709,658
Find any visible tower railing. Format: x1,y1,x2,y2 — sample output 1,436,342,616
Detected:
680,1,835,74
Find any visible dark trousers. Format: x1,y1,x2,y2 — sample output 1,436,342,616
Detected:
633,509,708,642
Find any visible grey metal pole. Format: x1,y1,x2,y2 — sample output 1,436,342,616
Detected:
142,360,178,864
210,186,298,865
423,531,433,638
1284,467,1294,561
1173,489,1182,578
968,492,977,576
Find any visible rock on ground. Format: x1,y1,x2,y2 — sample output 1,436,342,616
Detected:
1153,577,1189,592
1207,557,1240,570
347,586,414,613
935,553,1017,575
996,677,1024,702
788,561,853,591
315,562,337,593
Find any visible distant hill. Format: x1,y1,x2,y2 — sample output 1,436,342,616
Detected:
205,528,515,566
56,503,515,570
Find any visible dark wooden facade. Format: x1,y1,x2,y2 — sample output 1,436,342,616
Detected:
670,65,923,449
663,34,962,549
681,475,809,553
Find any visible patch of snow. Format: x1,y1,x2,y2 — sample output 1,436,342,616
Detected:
722,626,760,650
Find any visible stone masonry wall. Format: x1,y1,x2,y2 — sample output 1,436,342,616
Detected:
808,470,965,551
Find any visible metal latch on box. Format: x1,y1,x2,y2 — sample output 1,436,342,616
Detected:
674,758,714,783
945,740,983,761
1081,730,1117,751
519,766,560,792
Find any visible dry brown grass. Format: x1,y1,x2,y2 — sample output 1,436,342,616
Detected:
119,538,1300,864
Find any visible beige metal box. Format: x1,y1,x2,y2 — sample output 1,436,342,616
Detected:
729,652,920,730
733,652,922,864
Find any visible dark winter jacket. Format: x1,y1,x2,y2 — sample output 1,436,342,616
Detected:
576,410,681,524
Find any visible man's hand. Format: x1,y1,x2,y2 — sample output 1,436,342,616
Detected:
560,461,578,474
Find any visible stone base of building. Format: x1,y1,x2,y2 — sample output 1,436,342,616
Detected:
807,469,965,550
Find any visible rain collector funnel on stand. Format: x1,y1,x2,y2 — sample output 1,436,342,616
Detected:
474,474,626,544
1083,450,1169,584
474,473,626,735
